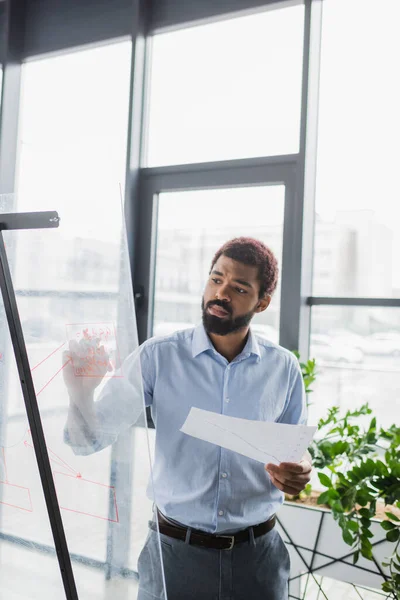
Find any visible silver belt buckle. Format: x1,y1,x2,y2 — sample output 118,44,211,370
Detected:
221,535,235,550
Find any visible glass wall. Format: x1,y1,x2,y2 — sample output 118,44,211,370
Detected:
309,0,400,428
0,41,165,599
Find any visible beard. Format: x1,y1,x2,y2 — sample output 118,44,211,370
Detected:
201,298,255,336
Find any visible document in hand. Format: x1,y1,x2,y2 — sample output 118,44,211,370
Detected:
180,407,317,465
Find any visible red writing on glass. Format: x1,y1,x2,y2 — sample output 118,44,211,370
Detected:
0,448,33,512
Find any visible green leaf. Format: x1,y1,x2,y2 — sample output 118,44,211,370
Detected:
359,508,370,518
332,500,344,513
374,460,384,476
385,511,400,522
358,461,369,478
356,490,370,507
381,520,397,531
361,541,373,560
318,473,332,488
342,528,354,546
363,458,376,476
347,520,359,532
317,491,331,505
349,468,362,483
337,472,350,485
327,489,340,500
332,441,349,455
363,529,374,538
337,514,346,526
386,529,400,543
353,550,359,564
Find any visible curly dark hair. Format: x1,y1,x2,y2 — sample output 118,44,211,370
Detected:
210,237,279,299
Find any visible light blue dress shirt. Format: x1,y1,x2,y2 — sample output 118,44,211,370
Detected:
66,324,306,534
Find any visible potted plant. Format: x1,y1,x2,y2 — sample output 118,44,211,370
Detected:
278,354,400,599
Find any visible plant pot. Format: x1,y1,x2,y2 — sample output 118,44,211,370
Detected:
277,501,392,597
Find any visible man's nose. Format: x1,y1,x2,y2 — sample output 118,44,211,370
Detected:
216,284,231,302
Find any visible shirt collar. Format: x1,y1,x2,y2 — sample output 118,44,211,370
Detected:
192,323,214,358
192,323,261,362
244,328,261,362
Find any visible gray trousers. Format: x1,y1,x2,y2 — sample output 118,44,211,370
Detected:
137,525,290,600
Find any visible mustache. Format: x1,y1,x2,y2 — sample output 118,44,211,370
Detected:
206,299,232,315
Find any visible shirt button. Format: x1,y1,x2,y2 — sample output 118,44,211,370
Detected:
225,398,230,403
221,473,227,478
218,510,224,516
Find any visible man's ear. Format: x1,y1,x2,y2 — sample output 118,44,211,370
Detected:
255,295,271,313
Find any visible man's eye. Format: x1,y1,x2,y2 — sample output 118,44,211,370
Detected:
236,287,247,294
212,278,221,284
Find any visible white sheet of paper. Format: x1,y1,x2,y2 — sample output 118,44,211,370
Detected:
180,407,316,465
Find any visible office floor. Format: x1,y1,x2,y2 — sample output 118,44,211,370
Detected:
0,540,139,600
297,574,386,600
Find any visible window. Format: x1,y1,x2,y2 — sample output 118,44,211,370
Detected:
312,0,400,298
0,41,161,599
14,41,133,406
16,42,131,245
309,306,400,428
146,5,305,166
153,186,284,342
309,0,400,432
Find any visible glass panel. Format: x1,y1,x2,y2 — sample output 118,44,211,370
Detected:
153,186,284,342
16,42,131,216
0,190,166,598
313,0,400,298
3,41,166,599
0,254,66,597
309,306,400,430
146,5,304,166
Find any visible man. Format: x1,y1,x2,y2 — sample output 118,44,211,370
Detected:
64,237,312,600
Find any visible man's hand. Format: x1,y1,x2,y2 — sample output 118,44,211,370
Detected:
62,338,112,398
63,338,113,449
265,456,312,495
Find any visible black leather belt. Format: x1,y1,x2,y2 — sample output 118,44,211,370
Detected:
149,510,276,551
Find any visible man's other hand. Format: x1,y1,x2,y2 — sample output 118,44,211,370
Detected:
265,456,312,495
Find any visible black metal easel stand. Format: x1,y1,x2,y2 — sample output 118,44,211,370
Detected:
0,211,78,600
